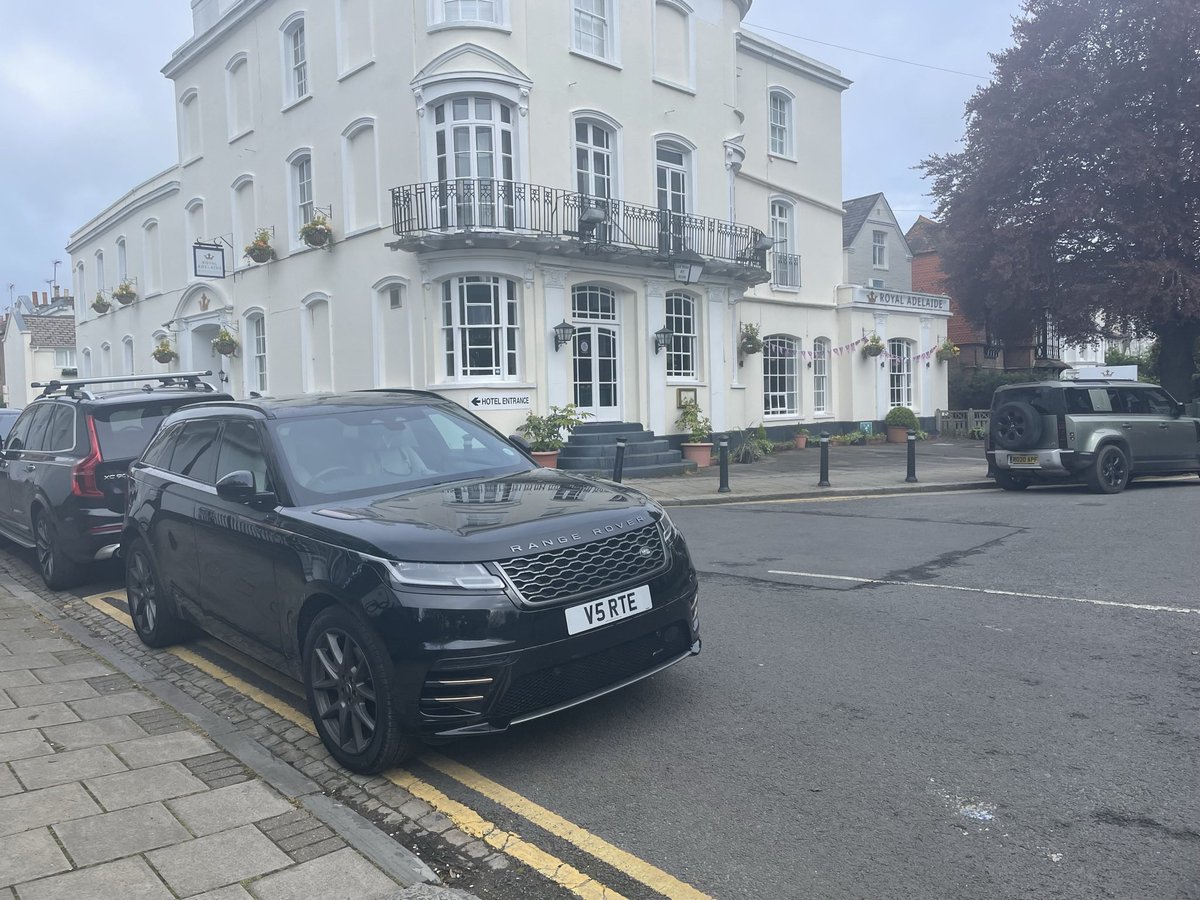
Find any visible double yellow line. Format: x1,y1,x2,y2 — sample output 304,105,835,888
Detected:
80,592,710,900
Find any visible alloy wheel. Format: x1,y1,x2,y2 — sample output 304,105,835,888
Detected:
309,628,378,755
34,518,55,582
127,551,159,635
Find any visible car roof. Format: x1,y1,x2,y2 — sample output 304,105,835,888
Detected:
999,380,1148,389
32,389,229,408
166,390,456,421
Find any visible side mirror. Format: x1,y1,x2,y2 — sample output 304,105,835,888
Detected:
1173,401,1185,418
215,470,256,504
509,433,532,453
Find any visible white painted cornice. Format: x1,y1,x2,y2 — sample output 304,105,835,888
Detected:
67,174,182,251
162,0,271,79
735,30,853,92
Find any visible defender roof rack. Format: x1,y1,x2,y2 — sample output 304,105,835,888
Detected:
31,371,217,400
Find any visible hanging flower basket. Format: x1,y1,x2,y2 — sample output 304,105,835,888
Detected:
91,294,111,314
936,340,960,362
738,323,764,356
212,328,239,357
113,280,137,305
862,336,885,358
299,214,333,249
152,340,179,365
244,228,275,263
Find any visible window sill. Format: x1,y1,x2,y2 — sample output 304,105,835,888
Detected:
227,128,254,145
281,94,313,114
652,76,695,96
337,58,375,82
770,283,801,293
767,152,797,164
341,224,383,240
435,381,536,390
427,21,511,35
568,49,622,71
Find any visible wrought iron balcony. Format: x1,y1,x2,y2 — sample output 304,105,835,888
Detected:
771,252,802,288
388,179,770,284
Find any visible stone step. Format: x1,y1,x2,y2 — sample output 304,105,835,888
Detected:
557,449,686,470
572,421,647,434
565,429,660,446
561,460,698,478
558,438,671,457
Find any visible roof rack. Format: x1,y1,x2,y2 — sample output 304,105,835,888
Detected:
31,371,217,400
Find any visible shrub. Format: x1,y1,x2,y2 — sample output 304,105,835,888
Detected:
674,400,712,443
518,404,592,452
730,424,775,463
884,406,920,429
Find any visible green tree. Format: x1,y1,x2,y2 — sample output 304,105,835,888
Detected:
922,0,1200,399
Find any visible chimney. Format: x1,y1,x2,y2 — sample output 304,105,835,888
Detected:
53,284,60,298
192,0,218,34
41,291,48,305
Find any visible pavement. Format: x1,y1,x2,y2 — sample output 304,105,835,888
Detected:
0,436,992,899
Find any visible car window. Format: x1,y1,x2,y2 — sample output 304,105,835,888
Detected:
40,405,76,452
1142,387,1177,415
11,404,54,454
0,411,21,441
166,420,221,484
1115,388,1150,415
1065,389,1114,414
3,407,40,452
995,387,1062,415
92,398,211,461
214,420,273,493
270,405,529,504
141,422,183,469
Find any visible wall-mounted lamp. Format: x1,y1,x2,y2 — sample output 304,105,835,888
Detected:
577,206,607,238
653,325,674,355
553,319,576,352
672,249,705,285
753,234,776,253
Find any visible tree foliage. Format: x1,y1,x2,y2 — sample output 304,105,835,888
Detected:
922,0,1200,398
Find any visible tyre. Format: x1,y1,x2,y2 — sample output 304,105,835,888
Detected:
990,401,1043,451
1085,444,1129,494
33,511,82,591
303,606,416,774
125,538,192,648
994,470,1031,491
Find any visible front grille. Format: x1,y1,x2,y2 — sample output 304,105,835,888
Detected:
497,524,666,606
491,622,692,720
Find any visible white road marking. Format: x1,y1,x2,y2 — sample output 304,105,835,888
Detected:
766,570,1200,616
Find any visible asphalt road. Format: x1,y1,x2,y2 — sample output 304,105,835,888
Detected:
30,478,1200,899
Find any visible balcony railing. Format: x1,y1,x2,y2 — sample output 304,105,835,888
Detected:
771,251,801,288
389,179,768,270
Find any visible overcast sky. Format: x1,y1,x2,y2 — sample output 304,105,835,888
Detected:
0,0,1021,309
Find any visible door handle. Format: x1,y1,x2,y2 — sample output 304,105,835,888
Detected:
24,464,36,472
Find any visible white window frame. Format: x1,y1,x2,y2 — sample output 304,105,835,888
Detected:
74,262,86,308
116,238,127,284
54,349,76,370
812,337,830,415
288,150,315,248
122,336,135,375
572,112,621,201
768,87,794,158
80,348,92,377
872,230,888,269
280,14,309,108
335,0,376,77
372,276,410,388
769,199,799,289
439,275,521,383
94,250,106,293
231,174,257,269
300,292,334,393
664,290,698,380
652,0,695,92
243,308,268,395
572,0,619,64
341,117,380,233
429,0,507,29
763,335,800,418
225,53,253,141
888,339,914,410
142,219,161,296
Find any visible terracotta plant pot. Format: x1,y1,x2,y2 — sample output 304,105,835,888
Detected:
680,442,714,468
886,425,911,444
793,434,808,449
530,450,559,468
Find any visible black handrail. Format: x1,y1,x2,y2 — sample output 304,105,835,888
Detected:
390,179,768,268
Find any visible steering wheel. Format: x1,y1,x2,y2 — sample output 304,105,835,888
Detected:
311,465,355,483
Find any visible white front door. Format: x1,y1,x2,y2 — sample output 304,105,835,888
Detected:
572,324,621,421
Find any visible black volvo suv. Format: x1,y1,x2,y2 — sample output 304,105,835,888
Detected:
123,391,700,773
0,373,229,589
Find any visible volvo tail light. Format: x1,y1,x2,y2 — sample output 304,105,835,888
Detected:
71,415,104,497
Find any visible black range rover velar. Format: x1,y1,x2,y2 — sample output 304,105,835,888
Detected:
123,391,700,773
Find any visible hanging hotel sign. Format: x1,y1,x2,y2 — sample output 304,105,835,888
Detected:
469,392,532,410
192,242,227,279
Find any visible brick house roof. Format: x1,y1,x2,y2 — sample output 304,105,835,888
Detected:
27,316,77,349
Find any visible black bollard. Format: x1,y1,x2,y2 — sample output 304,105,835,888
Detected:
906,429,918,483
818,431,831,487
717,435,731,493
612,437,627,483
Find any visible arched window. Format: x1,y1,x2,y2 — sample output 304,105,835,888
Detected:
232,175,256,265
244,310,268,394
74,262,86,307
185,199,206,270
575,116,616,200
80,348,93,378
440,275,520,381
179,88,201,159
436,0,501,25
433,97,515,228
664,291,697,379
769,88,794,157
116,238,128,284
226,54,252,138
888,338,914,409
653,0,692,89
769,199,799,288
94,250,106,293
122,336,135,375
281,14,309,105
656,138,692,251
142,220,161,294
336,0,374,74
100,343,112,378
812,337,830,415
343,118,379,231
374,278,408,387
763,334,799,417
302,295,333,392
288,150,315,244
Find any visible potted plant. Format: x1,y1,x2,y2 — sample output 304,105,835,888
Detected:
793,427,809,450
212,327,239,357
862,334,885,358
738,322,764,356
936,338,961,362
884,405,920,443
152,339,179,365
244,228,275,264
518,404,592,467
675,399,714,468
112,279,137,305
91,292,111,314
300,214,333,249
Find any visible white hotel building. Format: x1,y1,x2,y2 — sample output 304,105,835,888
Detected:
66,0,949,440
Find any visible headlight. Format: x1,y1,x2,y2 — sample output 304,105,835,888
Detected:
379,559,504,591
655,508,682,545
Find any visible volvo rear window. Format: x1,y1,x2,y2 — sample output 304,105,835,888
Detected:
92,400,205,460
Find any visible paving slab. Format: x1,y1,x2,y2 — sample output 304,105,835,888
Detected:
250,846,397,900
0,702,79,735
32,661,114,684
52,801,192,868
11,745,128,790
85,760,208,810
0,638,74,654
68,690,162,720
148,823,292,896
167,779,294,836
0,782,101,837
111,730,219,768
0,728,52,762
6,680,99,707
0,653,60,673
16,856,173,900
191,887,254,900
0,828,71,888
41,714,148,750
0,764,20,797
0,670,40,690
0,690,11,711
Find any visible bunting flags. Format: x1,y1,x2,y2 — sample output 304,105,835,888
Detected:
798,336,943,361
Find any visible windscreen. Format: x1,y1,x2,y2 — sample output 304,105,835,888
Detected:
92,400,206,461
269,404,532,504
